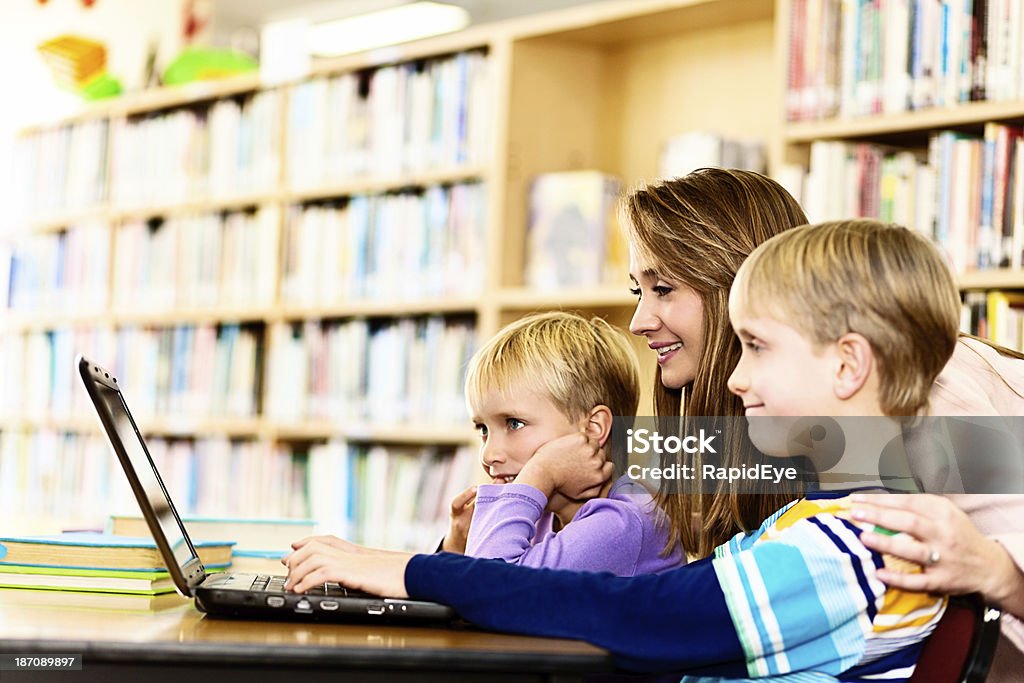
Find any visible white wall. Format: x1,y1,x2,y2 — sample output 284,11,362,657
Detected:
0,0,186,229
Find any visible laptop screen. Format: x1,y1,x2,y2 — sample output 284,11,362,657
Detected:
78,356,203,593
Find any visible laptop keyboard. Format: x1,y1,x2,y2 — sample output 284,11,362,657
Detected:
249,574,371,598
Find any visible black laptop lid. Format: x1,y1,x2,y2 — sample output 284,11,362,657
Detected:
77,355,206,597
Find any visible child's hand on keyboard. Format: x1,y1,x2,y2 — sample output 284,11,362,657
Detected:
283,535,413,598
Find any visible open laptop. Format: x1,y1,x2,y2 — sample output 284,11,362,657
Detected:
77,354,456,623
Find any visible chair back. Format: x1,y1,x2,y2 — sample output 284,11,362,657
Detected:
908,594,1001,683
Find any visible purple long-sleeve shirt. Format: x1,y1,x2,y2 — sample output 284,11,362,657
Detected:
465,475,685,576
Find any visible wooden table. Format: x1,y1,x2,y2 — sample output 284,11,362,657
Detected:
0,588,612,682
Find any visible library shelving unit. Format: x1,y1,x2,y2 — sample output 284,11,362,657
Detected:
776,0,1024,348
0,0,781,542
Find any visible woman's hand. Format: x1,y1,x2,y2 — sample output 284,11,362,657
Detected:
441,485,477,554
515,431,612,501
283,535,413,598
852,493,1024,613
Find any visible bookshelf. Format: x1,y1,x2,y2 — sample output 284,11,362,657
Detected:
777,0,1024,354
1,0,780,542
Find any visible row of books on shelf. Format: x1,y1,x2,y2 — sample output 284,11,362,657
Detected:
286,50,492,187
0,315,475,424
0,428,473,552
12,48,492,221
307,441,476,550
12,119,109,219
282,182,487,304
109,90,283,209
266,316,475,423
0,324,260,419
3,180,486,313
963,289,1024,350
782,0,1024,121
786,0,1022,121
112,209,279,311
5,222,110,313
794,125,1024,273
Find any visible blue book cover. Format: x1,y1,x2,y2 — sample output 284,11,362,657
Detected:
0,533,234,573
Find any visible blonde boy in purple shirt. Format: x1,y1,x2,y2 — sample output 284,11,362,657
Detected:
443,311,684,576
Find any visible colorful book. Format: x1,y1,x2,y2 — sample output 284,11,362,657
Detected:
525,170,624,290
0,533,234,571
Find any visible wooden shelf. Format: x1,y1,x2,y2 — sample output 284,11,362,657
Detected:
0,414,474,444
505,0,770,44
28,206,113,233
16,166,490,234
0,300,484,332
286,166,488,203
113,192,280,220
0,310,110,332
0,414,263,438
785,100,1024,143
273,421,475,444
274,298,481,320
957,270,1024,290
142,416,266,438
109,306,278,327
496,287,637,310
0,415,99,434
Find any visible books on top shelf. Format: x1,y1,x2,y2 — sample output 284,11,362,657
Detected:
13,119,109,220
785,0,1017,121
286,50,492,187
659,131,767,179
525,171,626,291
0,532,233,571
109,90,282,208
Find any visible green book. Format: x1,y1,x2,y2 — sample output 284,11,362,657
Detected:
0,564,177,595
0,563,228,595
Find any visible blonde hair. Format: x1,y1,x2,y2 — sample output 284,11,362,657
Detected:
624,169,808,556
733,219,961,415
465,311,640,426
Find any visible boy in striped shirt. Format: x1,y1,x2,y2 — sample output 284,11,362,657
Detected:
712,219,956,680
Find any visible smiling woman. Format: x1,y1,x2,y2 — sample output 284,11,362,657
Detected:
623,169,809,557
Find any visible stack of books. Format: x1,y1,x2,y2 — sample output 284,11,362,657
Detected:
0,532,234,595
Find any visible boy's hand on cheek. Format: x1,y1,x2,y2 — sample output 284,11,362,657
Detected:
441,485,477,554
283,535,412,598
516,432,611,500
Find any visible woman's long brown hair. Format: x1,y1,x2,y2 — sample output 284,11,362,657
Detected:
624,169,809,557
